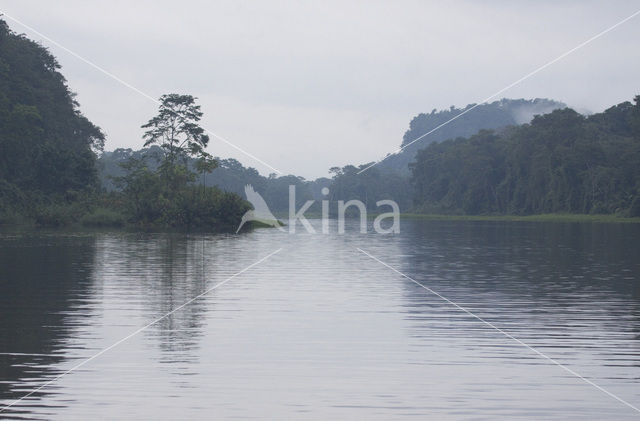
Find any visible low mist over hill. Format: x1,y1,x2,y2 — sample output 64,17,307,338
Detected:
379,98,566,175
411,99,640,216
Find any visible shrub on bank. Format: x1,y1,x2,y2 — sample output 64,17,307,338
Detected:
80,208,127,228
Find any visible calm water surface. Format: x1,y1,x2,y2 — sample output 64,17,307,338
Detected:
1,220,639,419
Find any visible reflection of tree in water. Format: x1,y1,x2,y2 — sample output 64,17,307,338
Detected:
95,234,211,364
0,234,98,416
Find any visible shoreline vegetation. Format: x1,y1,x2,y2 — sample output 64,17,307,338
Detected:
313,212,640,223
0,208,272,234
3,210,639,234
1,20,639,233
0,21,250,232
401,213,640,223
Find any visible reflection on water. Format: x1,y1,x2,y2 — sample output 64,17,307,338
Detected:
0,234,97,418
0,220,639,419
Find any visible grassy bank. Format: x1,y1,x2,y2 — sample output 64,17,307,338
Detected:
401,213,640,223
267,211,640,223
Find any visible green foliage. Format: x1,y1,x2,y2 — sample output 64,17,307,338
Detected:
263,175,314,212
141,93,214,172
113,159,250,231
629,196,640,218
33,201,88,227
195,155,219,174
324,99,565,211
380,98,565,175
158,186,251,231
411,98,640,216
328,165,412,212
0,23,257,233
0,20,104,196
98,151,325,213
0,211,29,226
401,213,640,223
96,99,566,216
80,208,127,228
0,179,27,209
89,93,246,230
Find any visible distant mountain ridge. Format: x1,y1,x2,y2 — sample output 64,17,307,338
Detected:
379,98,566,174
410,98,640,216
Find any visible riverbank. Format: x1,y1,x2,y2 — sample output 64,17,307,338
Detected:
268,210,640,223
401,213,640,223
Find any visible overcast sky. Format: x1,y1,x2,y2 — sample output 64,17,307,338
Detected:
1,1,639,178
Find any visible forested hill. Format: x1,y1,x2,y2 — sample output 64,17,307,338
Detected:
411,98,640,216
96,98,581,215
0,20,104,200
5,15,635,221
322,99,566,211
379,98,566,174
0,20,250,230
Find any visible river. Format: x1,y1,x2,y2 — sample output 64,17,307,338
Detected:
1,219,639,419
